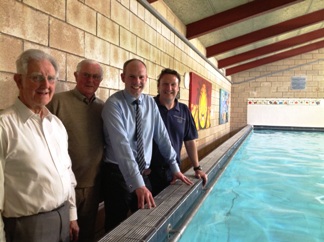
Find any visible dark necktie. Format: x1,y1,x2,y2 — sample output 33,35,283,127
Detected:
134,99,146,173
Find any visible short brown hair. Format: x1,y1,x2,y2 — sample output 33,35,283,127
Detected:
157,68,181,85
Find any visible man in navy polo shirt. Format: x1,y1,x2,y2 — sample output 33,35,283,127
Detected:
149,68,208,196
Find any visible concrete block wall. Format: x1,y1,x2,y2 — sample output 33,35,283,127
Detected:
0,0,232,167
231,49,324,132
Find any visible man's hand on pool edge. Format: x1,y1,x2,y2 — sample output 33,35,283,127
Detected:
195,170,208,187
136,186,156,209
171,172,194,186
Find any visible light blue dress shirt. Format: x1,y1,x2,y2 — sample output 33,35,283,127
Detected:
102,90,180,192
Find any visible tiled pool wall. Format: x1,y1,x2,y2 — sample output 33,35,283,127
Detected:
98,125,253,242
253,125,324,132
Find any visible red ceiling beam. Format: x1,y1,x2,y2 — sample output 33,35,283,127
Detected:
225,40,324,76
218,28,324,68
186,0,302,39
207,9,324,57
146,0,158,3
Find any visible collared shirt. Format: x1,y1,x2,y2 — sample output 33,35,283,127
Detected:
102,90,180,192
47,88,104,188
152,96,198,165
0,99,77,239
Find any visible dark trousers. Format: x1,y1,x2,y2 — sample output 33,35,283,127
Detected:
3,201,69,242
102,162,152,233
149,164,172,197
75,186,100,242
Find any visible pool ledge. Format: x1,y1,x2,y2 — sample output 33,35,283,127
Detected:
98,125,253,242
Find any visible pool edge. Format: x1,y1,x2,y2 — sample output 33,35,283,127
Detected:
98,125,253,242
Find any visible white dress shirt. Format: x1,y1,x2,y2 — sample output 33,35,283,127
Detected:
0,99,77,240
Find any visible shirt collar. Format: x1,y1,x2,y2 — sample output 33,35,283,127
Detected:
14,98,53,123
72,88,96,104
154,95,180,111
122,89,143,105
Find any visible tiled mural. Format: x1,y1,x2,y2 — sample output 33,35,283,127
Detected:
248,98,322,106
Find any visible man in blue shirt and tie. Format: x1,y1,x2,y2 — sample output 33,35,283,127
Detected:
101,59,193,232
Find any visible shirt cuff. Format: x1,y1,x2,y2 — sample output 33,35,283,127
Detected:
127,173,145,192
70,206,78,221
0,216,5,242
169,162,180,174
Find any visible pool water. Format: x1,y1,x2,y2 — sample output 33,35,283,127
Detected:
179,130,324,242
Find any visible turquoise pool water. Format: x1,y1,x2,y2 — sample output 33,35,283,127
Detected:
179,130,324,242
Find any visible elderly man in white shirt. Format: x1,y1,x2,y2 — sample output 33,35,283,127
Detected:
0,49,79,242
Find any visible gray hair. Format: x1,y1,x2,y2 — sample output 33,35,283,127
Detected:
16,49,59,78
76,59,103,76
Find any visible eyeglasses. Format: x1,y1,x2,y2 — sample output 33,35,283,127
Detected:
28,74,57,83
80,72,102,81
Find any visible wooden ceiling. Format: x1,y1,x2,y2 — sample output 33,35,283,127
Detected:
147,0,324,76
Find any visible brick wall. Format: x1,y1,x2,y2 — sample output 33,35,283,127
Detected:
0,0,232,166
3,0,322,165
230,49,324,132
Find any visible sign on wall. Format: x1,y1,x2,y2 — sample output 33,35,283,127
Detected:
291,76,306,90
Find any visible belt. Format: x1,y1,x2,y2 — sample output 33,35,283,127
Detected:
3,201,67,220
48,201,66,213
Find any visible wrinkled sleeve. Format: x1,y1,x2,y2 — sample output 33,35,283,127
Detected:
48,98,77,220
55,116,78,221
0,125,6,242
68,166,77,221
63,128,77,221
0,162,5,242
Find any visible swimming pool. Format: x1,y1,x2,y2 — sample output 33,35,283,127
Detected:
177,129,324,242
98,126,323,242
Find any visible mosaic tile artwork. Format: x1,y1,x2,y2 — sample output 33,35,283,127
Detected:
247,98,322,106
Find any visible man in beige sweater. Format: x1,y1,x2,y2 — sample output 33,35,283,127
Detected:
47,59,104,242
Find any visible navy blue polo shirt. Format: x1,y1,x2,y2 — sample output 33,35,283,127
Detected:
151,95,198,167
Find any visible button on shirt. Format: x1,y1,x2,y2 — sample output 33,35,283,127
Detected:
0,99,77,240
102,90,180,191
